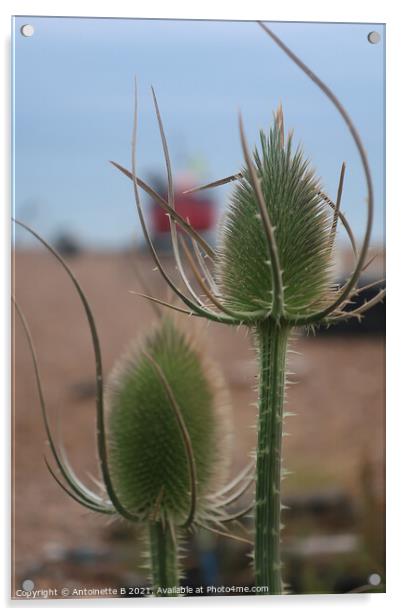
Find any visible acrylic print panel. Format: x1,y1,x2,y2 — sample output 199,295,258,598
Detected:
12,16,385,599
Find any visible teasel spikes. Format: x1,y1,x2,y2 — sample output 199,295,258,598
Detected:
111,86,383,328
13,220,256,595
111,22,384,595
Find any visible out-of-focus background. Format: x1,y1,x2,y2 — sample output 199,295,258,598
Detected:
12,17,385,596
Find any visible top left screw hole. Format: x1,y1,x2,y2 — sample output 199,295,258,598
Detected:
20,24,34,37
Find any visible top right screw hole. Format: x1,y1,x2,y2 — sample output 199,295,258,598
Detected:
367,31,381,45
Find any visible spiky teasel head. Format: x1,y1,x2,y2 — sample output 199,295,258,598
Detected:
105,316,231,527
13,218,259,597
215,109,334,318
13,220,254,552
112,54,384,332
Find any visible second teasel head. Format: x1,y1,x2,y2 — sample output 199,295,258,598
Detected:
14,220,256,597
105,316,232,527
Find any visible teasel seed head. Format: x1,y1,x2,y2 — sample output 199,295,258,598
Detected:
105,316,231,526
110,24,384,330
215,113,334,317
14,220,253,546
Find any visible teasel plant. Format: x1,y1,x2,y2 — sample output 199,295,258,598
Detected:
13,220,256,596
111,22,385,594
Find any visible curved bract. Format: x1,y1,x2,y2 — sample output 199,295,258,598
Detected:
216,119,333,317
106,318,224,524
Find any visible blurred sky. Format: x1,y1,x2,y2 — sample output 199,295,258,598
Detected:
12,17,385,248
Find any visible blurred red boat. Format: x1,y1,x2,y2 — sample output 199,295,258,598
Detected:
150,172,216,243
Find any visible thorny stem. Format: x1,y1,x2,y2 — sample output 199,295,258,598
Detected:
254,320,290,594
148,519,179,596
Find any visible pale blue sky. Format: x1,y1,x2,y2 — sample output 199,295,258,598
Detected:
13,17,385,248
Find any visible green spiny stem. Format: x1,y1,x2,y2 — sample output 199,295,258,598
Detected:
254,320,290,594
148,519,179,596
